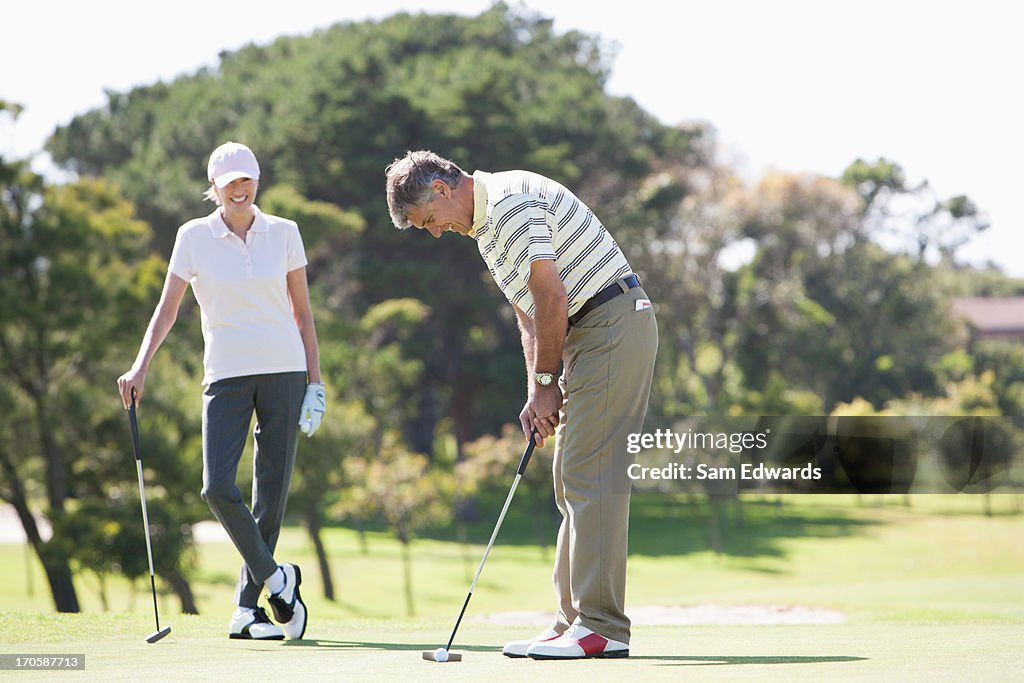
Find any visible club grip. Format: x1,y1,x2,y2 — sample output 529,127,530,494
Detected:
516,432,538,475
128,390,143,463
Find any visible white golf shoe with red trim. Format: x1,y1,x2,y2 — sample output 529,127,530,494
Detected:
502,626,562,658
526,622,629,659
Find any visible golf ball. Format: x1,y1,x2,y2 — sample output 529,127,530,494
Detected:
299,420,310,434
433,648,449,662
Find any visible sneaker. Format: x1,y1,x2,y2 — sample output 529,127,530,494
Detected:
266,563,307,639
527,622,629,660
229,606,284,640
502,626,562,658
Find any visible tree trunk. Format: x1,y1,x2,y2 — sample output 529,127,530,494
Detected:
96,574,109,612
40,555,80,613
456,516,471,582
401,539,415,617
0,448,80,612
408,385,439,457
706,495,724,555
732,493,745,528
354,517,369,555
159,568,198,614
305,503,335,600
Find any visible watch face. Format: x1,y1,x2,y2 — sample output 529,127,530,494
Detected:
536,372,553,386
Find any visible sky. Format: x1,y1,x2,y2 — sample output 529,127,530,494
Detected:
4,0,1022,274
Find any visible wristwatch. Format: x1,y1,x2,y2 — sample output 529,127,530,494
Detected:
534,371,556,387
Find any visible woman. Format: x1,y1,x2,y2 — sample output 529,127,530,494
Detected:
117,141,325,641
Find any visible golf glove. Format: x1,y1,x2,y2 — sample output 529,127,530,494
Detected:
298,382,326,437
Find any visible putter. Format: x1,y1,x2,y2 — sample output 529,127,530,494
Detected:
423,432,538,663
128,390,172,644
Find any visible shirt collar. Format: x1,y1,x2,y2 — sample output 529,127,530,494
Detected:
471,171,489,238
208,205,268,238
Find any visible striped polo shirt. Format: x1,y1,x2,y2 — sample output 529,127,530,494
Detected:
471,170,632,317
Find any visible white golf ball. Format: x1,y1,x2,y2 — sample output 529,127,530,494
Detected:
433,648,449,662
299,420,310,434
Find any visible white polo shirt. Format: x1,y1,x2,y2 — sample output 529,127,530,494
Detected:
168,206,308,385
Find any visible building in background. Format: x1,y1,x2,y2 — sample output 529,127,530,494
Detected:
952,297,1024,344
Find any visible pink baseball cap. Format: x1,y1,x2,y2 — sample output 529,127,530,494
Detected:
207,141,260,188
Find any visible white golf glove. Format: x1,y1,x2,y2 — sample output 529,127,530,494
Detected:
298,382,326,437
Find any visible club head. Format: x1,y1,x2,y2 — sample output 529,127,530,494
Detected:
422,650,462,663
145,626,172,643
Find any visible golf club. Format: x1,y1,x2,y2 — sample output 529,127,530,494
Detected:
423,432,538,663
128,390,172,644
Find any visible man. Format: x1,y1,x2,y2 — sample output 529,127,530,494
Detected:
385,151,658,660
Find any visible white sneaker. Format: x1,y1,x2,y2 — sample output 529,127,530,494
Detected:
502,626,562,658
527,621,629,659
229,606,284,640
266,563,307,639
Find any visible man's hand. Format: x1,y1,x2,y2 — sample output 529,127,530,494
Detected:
520,383,563,447
298,382,326,437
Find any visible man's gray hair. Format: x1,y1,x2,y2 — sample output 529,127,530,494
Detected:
385,150,465,229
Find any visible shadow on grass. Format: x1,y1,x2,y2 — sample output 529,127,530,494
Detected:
431,496,881,560
626,497,881,559
337,496,883,568
637,654,868,666
282,639,496,653
283,641,868,667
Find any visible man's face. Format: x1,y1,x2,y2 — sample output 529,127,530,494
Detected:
406,180,472,238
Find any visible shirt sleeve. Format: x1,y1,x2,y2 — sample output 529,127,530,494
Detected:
526,199,556,264
287,222,309,272
167,225,195,282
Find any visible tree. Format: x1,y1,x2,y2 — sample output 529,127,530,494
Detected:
458,424,556,554
45,3,714,455
0,136,150,610
729,171,956,412
1,102,202,613
842,157,990,264
336,438,454,616
289,298,430,597
619,139,748,415
287,397,375,601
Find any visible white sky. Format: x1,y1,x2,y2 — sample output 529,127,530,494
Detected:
4,0,1021,275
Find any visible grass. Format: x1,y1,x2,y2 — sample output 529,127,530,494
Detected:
1,494,1022,680
0,619,1021,681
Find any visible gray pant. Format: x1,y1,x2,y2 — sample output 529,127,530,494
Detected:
552,283,658,644
201,371,306,609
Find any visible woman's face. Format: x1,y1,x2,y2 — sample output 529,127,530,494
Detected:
216,177,258,212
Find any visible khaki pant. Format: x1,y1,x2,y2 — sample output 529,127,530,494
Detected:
551,284,658,643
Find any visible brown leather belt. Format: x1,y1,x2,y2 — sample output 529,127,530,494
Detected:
568,274,641,326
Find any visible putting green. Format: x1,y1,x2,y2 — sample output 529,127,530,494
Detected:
0,614,1020,681
3,495,1020,680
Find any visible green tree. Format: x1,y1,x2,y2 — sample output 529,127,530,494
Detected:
2,102,203,614
0,131,154,610
842,157,990,263
459,424,555,554
45,3,713,454
287,397,375,601
730,171,956,412
619,142,748,414
336,438,454,616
